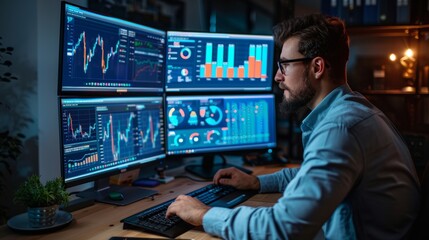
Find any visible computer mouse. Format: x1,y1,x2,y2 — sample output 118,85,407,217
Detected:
108,191,124,201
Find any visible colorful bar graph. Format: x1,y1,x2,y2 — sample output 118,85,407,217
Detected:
201,42,268,79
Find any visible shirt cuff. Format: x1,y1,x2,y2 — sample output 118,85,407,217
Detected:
203,207,231,237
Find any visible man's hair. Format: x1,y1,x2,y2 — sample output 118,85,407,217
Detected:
273,14,349,79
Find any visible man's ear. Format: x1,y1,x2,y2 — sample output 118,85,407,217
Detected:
313,57,326,80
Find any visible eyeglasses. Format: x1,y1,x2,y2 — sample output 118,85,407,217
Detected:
277,57,313,75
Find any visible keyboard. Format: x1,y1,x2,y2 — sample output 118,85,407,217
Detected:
121,184,257,238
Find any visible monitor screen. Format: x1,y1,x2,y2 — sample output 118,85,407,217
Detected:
59,96,165,188
165,31,274,92
165,94,276,155
58,2,165,95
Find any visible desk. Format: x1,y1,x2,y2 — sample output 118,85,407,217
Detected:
0,164,299,240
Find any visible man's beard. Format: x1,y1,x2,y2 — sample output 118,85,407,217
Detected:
279,71,316,115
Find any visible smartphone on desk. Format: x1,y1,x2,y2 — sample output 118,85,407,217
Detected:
109,237,193,240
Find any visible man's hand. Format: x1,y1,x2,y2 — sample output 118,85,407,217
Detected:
165,195,211,226
213,167,260,190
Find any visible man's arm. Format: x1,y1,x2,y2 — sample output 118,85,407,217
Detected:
166,166,300,227
202,125,362,239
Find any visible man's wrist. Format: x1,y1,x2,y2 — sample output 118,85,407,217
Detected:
252,176,261,190
197,207,211,226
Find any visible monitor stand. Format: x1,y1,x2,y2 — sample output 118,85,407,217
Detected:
185,155,252,180
76,178,157,206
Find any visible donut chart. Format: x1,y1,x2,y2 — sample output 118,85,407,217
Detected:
168,107,186,126
180,47,191,60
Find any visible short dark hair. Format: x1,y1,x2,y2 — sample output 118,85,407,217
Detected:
273,14,349,78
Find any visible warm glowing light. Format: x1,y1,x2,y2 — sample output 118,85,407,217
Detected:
389,53,397,61
405,48,413,58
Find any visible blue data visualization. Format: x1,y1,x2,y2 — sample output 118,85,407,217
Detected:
59,3,165,94
59,97,165,184
166,94,276,155
165,31,274,92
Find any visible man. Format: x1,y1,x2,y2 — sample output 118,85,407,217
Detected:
166,14,421,239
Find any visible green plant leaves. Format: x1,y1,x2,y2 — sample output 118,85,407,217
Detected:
13,175,69,208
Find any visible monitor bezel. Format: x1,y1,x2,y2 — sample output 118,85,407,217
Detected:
164,30,275,93
57,2,166,97
164,93,277,159
58,96,166,188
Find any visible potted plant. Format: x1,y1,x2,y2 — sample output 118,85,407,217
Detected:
13,175,69,228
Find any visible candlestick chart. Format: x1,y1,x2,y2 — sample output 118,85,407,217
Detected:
60,6,165,93
60,97,165,181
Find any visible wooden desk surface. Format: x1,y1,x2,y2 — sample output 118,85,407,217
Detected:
0,164,299,240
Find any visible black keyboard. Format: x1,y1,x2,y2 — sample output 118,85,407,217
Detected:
121,184,257,238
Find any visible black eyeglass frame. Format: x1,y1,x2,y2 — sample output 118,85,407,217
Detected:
277,57,313,75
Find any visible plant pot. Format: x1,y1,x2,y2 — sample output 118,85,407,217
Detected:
27,205,58,228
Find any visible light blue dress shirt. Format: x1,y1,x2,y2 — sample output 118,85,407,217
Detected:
203,84,421,239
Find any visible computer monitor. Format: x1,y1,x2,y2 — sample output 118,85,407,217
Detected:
165,31,274,92
58,2,165,95
165,94,277,179
59,96,165,205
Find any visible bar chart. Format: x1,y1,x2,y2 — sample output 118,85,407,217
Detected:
199,43,269,79
165,31,274,92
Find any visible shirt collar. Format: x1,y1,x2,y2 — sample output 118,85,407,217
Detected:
301,84,353,132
